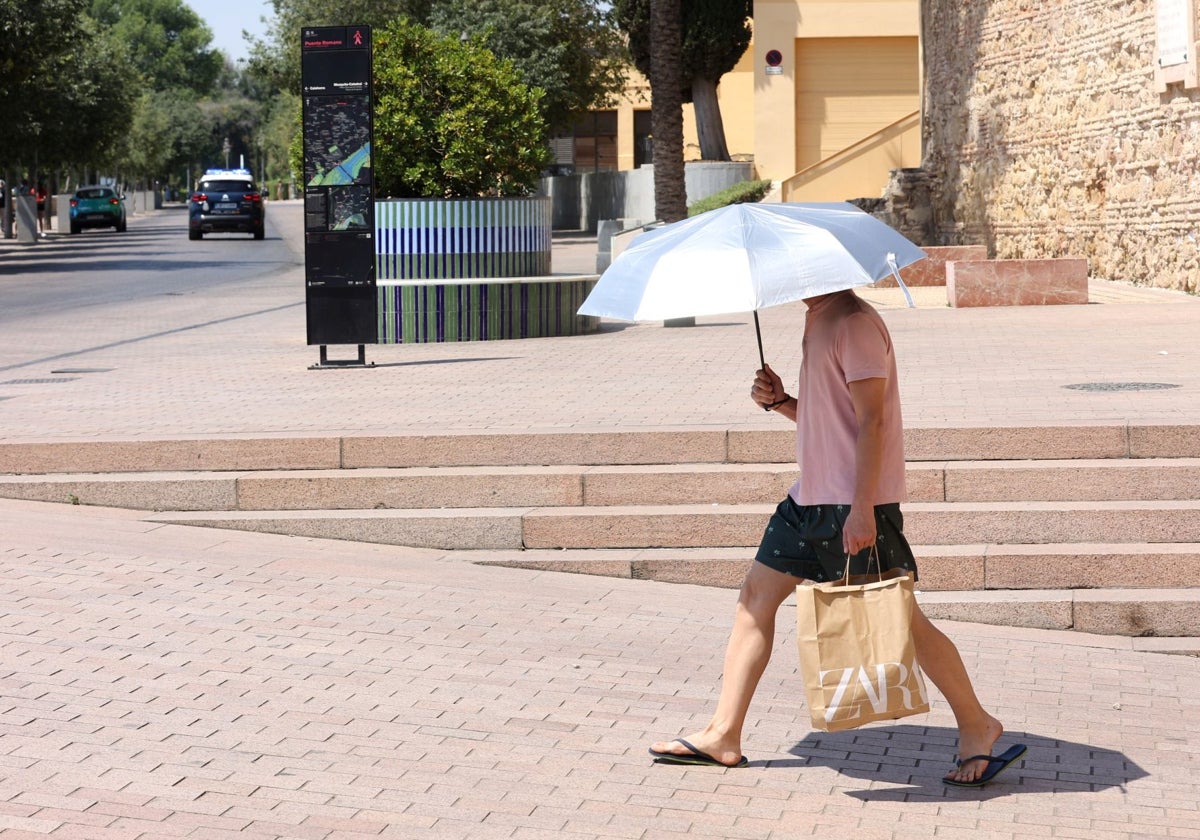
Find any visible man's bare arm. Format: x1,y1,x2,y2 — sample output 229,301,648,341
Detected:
844,376,888,555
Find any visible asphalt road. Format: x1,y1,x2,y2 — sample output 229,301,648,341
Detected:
0,202,305,375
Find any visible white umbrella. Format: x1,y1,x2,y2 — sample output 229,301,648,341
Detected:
578,201,925,367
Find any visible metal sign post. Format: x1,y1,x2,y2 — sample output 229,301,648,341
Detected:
300,24,377,368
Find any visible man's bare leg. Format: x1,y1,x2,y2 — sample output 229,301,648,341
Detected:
910,604,1004,783
650,562,797,766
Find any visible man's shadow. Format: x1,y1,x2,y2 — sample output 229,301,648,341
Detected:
764,724,1146,800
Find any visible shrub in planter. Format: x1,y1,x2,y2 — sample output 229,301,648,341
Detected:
373,18,551,198
688,179,773,216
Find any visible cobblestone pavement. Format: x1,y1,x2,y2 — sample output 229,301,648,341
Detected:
2,498,1198,839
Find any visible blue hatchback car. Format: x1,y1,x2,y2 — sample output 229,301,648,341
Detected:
69,186,127,234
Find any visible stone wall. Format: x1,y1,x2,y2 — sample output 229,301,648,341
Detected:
922,0,1200,292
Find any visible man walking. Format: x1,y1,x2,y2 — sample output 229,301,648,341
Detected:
649,288,1024,787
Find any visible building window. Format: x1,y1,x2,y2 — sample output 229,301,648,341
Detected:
1156,0,1198,89
573,110,619,173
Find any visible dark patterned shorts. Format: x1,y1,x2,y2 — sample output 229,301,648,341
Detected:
754,497,918,583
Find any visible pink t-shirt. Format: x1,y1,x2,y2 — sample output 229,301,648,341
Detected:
788,291,906,506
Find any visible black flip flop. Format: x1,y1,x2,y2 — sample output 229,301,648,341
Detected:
648,738,749,768
943,743,1028,787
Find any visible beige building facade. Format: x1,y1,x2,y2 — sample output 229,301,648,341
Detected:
573,1,922,205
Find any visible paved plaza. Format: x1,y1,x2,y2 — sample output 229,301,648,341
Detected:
0,203,1198,838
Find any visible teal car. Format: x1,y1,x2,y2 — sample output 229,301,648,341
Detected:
69,186,127,234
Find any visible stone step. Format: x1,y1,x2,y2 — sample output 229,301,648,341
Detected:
916,588,1200,638
146,507,528,551
3,423,1200,474
147,500,1200,552
462,549,1200,639
940,457,1200,502
2,457,1198,511
520,501,1200,548
465,544,1200,592
902,500,1200,545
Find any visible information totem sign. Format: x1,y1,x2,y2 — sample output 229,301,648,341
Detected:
301,25,376,364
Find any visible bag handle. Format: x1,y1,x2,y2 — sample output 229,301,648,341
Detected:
840,544,882,585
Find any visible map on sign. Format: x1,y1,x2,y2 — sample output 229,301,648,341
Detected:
304,97,372,186
329,185,372,230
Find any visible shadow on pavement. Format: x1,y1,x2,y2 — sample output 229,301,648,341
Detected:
775,724,1147,799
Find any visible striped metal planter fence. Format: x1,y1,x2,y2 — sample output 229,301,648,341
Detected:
376,197,598,343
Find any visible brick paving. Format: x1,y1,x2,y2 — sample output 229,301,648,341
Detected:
1,204,1199,838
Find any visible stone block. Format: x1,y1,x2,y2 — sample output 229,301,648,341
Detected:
916,589,1074,630
947,258,1089,307
341,430,727,468
147,508,525,550
874,245,987,287
1073,589,1200,637
0,437,341,474
521,504,770,549
911,546,987,590
984,545,1200,590
236,467,584,510
0,473,237,511
903,424,1127,461
581,464,794,506
632,557,750,588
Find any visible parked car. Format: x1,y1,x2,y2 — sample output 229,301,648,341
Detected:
188,169,265,240
69,186,126,234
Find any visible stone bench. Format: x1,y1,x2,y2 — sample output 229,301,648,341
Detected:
874,245,988,287
947,258,1089,307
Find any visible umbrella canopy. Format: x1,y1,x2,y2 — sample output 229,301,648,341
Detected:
578,202,926,323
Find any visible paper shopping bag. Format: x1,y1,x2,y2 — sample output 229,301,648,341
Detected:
795,567,930,732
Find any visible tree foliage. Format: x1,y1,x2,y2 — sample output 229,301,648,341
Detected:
249,0,434,92
427,0,626,136
614,0,751,98
0,2,136,172
90,0,224,95
253,0,625,138
614,0,751,160
371,18,549,197
0,2,137,174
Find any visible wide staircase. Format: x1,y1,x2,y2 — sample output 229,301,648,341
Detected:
1,425,1197,648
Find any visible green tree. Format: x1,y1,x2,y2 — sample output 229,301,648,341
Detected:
0,0,135,174
123,89,214,186
427,0,626,136
258,90,302,184
90,0,224,95
614,0,752,161
370,18,549,197
199,93,264,172
248,0,433,92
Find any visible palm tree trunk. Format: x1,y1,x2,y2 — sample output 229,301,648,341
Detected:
650,0,692,327
650,0,686,224
691,75,731,161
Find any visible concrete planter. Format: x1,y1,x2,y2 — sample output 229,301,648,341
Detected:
375,196,598,343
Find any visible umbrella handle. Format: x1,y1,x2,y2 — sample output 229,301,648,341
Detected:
754,310,772,412
753,310,765,371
